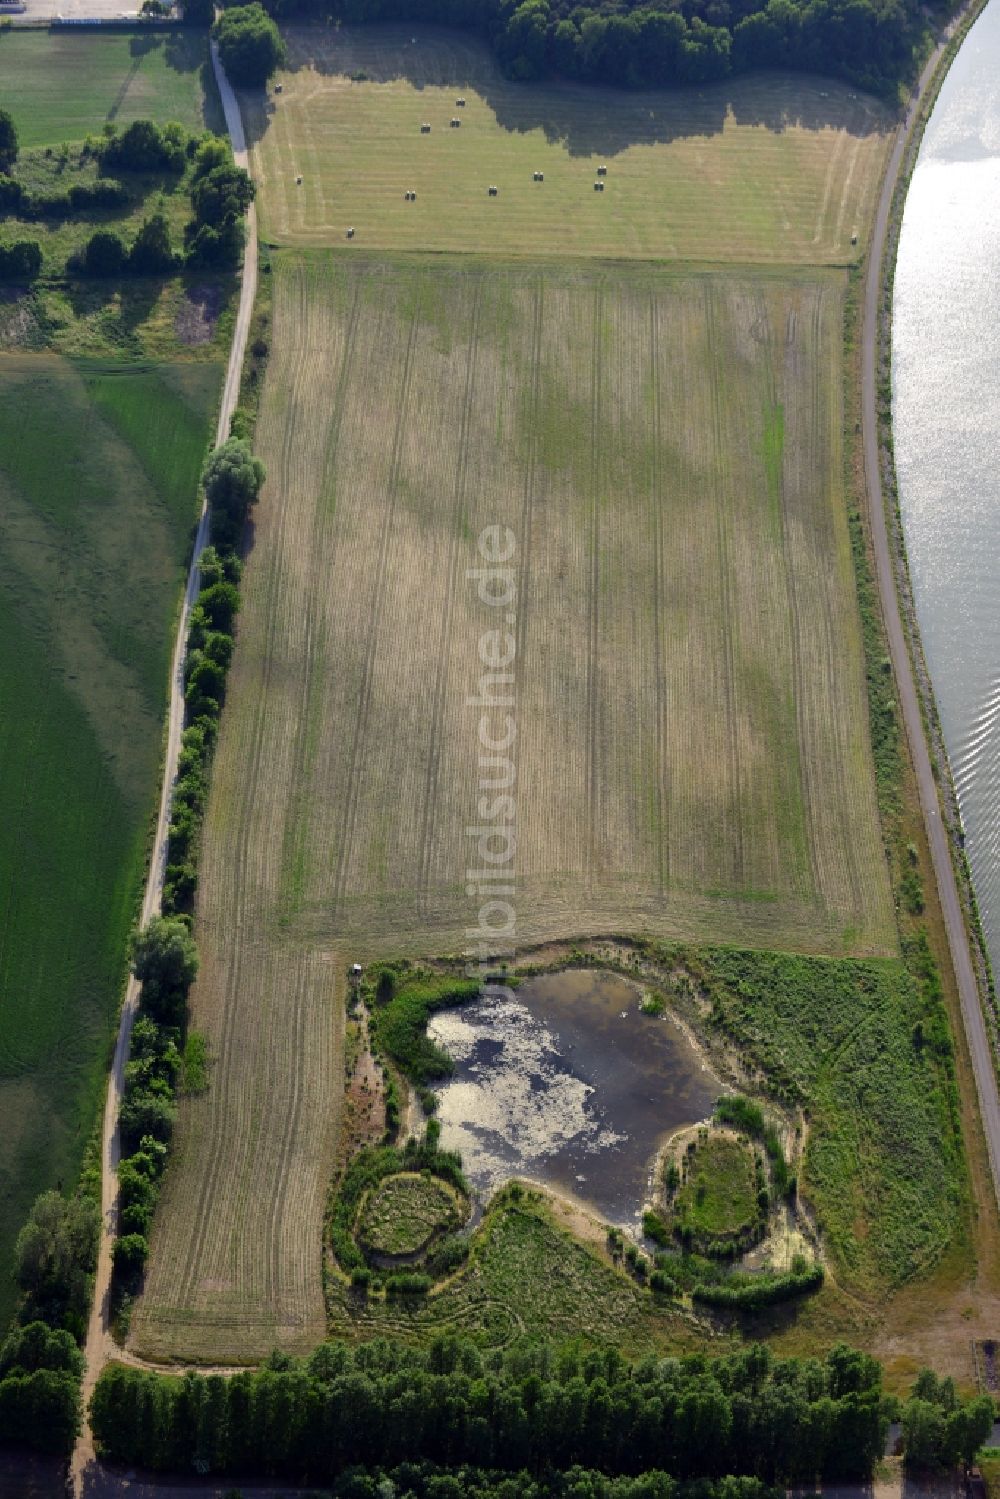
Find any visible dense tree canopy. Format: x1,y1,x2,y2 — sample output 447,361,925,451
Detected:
91,1339,892,1484
13,1191,99,1335
214,3,287,86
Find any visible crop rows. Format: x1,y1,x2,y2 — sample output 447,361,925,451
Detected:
133,251,895,1359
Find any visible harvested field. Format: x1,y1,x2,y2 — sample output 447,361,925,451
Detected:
132,248,896,1360
0,355,221,1330
243,25,891,264
0,30,220,148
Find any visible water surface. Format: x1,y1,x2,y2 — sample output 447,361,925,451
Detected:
893,0,1000,972
429,969,719,1232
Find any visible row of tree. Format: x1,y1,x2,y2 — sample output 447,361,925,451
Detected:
91,1339,894,1483
109,441,265,1301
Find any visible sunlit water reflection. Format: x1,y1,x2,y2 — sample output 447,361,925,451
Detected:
429,969,719,1233
893,0,1000,971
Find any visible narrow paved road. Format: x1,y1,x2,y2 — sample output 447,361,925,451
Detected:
70,46,258,1497
861,6,1000,1205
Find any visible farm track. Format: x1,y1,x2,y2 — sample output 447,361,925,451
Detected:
70,42,258,1496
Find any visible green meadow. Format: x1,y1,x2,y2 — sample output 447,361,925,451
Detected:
0,30,220,149
0,358,221,1325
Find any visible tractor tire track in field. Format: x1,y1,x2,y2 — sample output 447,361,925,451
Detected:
416,284,483,910
71,42,259,1498
704,284,745,888
770,291,821,906
648,291,668,895
514,278,544,707
278,277,362,916
585,284,603,891
331,312,419,915
173,301,317,1311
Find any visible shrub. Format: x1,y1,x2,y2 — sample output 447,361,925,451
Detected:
112,1234,149,1290
385,1272,432,1296
0,175,24,210
642,1209,670,1246
81,229,127,278
102,119,186,174
0,239,41,282
68,178,128,211
692,1262,824,1311
129,212,176,274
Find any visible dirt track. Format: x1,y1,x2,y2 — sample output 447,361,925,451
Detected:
861,4,1000,1206
69,42,259,1499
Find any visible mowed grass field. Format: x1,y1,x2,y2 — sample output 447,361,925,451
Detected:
131,248,895,1361
0,357,221,1328
243,25,890,264
0,30,220,148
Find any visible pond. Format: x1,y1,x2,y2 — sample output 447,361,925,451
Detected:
428,968,720,1234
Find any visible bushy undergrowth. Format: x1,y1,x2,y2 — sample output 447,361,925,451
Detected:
675,947,963,1291
691,1262,824,1311
330,1122,468,1281
364,963,480,1087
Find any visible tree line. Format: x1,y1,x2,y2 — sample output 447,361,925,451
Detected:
92,1338,894,1483
88,1338,996,1484
240,0,953,95
110,439,266,1306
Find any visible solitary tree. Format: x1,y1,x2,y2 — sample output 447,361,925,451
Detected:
214,3,286,88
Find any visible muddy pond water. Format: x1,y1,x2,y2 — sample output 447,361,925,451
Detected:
427,969,720,1233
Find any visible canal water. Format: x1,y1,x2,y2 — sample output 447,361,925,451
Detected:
428,969,719,1233
893,0,1000,975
